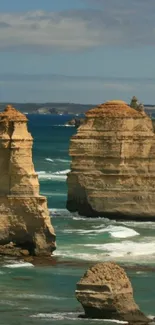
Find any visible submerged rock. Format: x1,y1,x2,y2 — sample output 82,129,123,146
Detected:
67,100,155,220
0,105,56,256
76,262,149,323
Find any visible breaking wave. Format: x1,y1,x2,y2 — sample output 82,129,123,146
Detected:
3,261,34,268
45,158,70,163
30,312,128,323
37,169,70,181
54,239,155,263
45,158,54,162
62,225,139,238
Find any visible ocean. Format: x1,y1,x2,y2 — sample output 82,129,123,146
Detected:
0,114,155,324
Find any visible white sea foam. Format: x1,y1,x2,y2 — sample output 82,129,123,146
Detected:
37,169,70,181
73,216,87,220
54,237,155,263
54,251,105,261
56,159,70,163
54,169,70,175
148,315,155,320
102,240,155,258
45,158,54,162
0,300,17,306
3,261,34,268
30,312,127,323
45,158,70,164
41,191,66,197
53,124,74,127
30,312,80,320
122,220,155,229
8,293,66,300
85,239,155,259
107,226,139,238
62,225,139,238
49,209,73,217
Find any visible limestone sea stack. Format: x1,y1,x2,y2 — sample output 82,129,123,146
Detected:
0,105,55,256
67,100,155,220
76,262,149,323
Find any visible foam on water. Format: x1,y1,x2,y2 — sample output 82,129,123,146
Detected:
41,191,66,197
30,312,128,323
45,158,70,163
54,169,70,175
3,261,34,268
53,124,74,127
56,159,71,163
37,169,70,181
54,235,155,263
45,158,54,162
49,209,73,217
54,251,106,261
107,226,139,238
30,312,80,320
102,240,155,258
62,225,139,238
0,300,17,306
122,220,155,229
7,293,67,300
83,239,155,261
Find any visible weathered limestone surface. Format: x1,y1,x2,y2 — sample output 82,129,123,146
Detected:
0,105,56,255
67,100,155,219
76,262,149,322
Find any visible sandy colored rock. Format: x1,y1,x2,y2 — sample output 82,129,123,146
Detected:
0,105,56,256
76,262,149,322
67,100,155,219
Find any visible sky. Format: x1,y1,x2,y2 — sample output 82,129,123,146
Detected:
0,0,155,104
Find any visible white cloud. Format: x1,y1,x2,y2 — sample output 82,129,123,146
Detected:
0,3,154,52
0,11,103,51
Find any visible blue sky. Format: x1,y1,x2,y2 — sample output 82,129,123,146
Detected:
0,0,155,104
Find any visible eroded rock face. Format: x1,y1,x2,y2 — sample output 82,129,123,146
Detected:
76,262,149,322
0,105,56,256
67,100,155,219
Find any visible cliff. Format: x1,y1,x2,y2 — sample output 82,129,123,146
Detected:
67,100,155,220
0,105,56,256
76,262,149,322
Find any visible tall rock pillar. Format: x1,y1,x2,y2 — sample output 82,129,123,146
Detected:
0,105,56,255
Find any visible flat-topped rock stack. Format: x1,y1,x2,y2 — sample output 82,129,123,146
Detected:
67,100,155,219
0,105,56,256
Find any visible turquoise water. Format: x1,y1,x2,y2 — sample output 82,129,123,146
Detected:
0,114,155,324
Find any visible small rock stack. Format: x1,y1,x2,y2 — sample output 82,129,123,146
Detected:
76,262,149,323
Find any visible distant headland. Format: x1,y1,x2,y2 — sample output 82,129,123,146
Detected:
0,101,154,115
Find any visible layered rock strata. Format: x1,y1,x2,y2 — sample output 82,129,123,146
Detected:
67,100,155,219
76,262,149,323
0,105,56,256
